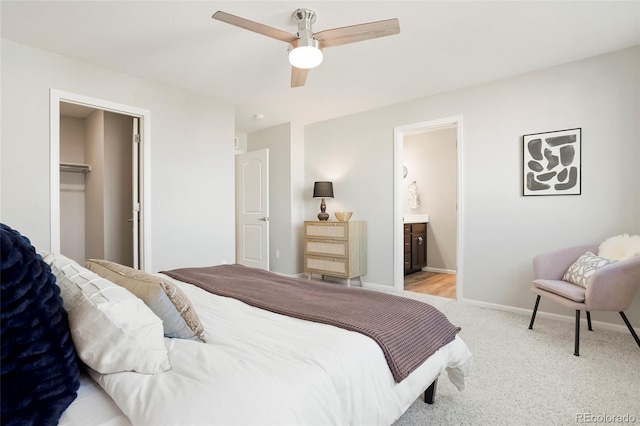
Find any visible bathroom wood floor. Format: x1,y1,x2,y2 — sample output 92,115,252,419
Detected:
404,271,456,299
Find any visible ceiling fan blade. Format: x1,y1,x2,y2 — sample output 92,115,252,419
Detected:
314,18,400,48
291,67,309,88
212,11,297,43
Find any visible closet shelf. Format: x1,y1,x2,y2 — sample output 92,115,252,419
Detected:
60,163,91,173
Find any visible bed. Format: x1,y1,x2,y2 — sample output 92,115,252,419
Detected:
1,224,472,426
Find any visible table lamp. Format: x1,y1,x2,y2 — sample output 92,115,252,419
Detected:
313,181,334,221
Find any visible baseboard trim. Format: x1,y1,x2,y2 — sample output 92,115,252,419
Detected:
458,297,639,334
362,282,395,292
422,267,456,274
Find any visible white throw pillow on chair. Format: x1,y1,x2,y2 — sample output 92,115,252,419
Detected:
563,252,616,288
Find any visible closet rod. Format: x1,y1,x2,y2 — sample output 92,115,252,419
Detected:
60,162,92,173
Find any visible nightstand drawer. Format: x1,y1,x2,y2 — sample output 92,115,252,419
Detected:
305,255,348,276
305,239,348,258
305,222,348,239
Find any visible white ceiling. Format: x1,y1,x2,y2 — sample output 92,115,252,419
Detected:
2,1,639,134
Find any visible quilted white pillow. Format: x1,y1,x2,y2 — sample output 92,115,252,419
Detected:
563,252,616,288
40,252,170,374
598,234,640,261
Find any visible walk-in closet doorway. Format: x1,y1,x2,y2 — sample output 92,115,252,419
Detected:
50,90,152,271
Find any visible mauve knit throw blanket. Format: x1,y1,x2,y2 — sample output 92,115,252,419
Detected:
161,264,461,383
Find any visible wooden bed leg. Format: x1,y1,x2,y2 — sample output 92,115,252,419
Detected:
424,378,438,404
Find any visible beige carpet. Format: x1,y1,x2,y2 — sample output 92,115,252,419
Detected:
393,291,640,426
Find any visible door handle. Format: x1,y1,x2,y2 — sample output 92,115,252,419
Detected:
258,217,268,222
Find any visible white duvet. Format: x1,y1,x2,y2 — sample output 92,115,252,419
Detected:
89,275,472,425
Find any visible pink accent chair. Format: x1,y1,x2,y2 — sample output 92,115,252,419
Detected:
528,244,640,356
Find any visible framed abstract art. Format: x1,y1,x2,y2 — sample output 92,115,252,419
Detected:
523,128,581,196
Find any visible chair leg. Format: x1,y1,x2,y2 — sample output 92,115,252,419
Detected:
574,310,580,356
586,311,593,331
619,312,640,348
528,295,541,330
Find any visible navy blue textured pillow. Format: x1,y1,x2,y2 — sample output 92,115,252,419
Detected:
1,223,80,426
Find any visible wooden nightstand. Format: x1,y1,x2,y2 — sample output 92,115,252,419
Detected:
303,220,366,287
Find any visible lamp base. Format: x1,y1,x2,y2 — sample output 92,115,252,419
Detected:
317,212,329,221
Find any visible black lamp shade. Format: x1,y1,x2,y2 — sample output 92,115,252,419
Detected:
313,181,334,198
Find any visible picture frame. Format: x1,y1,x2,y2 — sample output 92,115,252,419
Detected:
523,128,581,196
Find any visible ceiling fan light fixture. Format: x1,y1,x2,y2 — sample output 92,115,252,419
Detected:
288,38,323,69
212,9,400,87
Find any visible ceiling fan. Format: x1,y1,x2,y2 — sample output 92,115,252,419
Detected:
212,9,400,88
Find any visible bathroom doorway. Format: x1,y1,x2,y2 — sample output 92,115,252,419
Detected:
393,116,463,299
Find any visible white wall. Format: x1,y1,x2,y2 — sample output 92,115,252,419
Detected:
84,110,105,261
234,132,248,153
0,39,236,272
290,123,306,274
305,46,640,326
404,128,457,271
59,115,86,264
60,116,85,164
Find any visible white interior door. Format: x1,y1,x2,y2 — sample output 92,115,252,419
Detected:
236,149,269,270
131,117,140,269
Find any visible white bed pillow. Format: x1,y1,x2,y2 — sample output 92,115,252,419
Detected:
40,252,170,375
86,259,206,342
598,234,640,261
